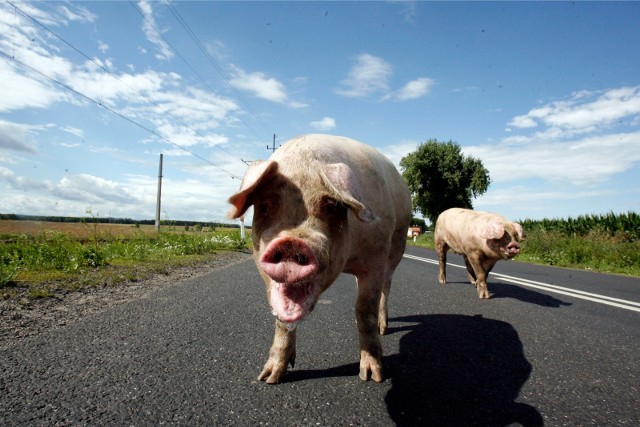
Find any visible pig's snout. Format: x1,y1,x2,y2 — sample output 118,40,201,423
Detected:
506,241,520,257
260,237,319,283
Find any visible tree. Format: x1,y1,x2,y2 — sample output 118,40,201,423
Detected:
400,139,490,225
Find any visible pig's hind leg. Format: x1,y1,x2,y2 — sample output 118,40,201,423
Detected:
463,255,478,286
378,230,406,336
258,319,297,384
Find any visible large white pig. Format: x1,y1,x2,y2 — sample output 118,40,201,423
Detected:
227,134,412,384
434,208,525,299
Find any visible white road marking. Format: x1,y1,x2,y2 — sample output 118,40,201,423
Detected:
403,254,640,313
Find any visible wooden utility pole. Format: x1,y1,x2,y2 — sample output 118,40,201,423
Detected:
155,153,163,231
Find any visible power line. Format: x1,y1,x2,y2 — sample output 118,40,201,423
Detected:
6,0,245,167
128,1,273,145
165,3,274,137
0,48,242,179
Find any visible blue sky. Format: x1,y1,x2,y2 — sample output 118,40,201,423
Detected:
1,1,639,224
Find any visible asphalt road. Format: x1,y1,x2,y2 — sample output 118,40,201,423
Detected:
2,246,639,426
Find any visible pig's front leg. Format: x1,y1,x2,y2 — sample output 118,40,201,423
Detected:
355,276,384,382
466,254,490,299
436,241,449,284
258,319,297,384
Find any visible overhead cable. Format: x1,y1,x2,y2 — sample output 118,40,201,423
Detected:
0,48,242,179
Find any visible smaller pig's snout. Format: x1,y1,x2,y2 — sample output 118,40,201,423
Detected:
506,241,520,257
260,237,319,284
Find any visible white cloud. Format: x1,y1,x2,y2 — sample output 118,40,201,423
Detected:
57,4,97,24
385,77,434,101
149,86,238,123
508,86,640,131
472,185,620,220
378,139,420,169
468,86,640,188
336,53,392,98
337,54,433,101
466,131,640,186
0,168,143,206
60,126,84,139
0,60,68,112
309,117,336,131
229,66,288,104
53,174,142,204
0,163,244,221
97,41,109,54
0,2,239,153
0,166,53,191
137,0,174,61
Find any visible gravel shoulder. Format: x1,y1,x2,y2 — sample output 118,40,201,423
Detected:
0,251,252,349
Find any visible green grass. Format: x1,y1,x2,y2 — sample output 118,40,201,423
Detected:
0,229,250,297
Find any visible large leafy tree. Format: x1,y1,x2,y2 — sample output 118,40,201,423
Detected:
400,139,491,225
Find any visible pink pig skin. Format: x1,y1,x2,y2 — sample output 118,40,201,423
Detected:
434,208,525,299
227,134,412,384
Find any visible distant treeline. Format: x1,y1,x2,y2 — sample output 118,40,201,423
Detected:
0,213,243,229
519,211,639,241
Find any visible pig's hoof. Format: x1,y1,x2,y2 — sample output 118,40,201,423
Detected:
258,356,294,384
359,358,384,382
378,322,388,336
478,290,491,299
258,365,285,384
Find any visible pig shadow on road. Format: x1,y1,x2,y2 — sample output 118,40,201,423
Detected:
384,314,544,427
487,282,572,308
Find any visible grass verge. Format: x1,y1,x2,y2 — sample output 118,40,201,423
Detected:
1,228,251,299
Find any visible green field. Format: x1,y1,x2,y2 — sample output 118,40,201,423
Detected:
0,220,249,298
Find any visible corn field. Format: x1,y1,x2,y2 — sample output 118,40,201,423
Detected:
519,211,640,241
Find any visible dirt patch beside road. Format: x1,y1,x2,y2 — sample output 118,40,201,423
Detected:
0,251,252,349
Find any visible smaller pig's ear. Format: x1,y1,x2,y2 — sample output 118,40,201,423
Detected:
514,222,526,240
321,163,377,222
226,160,278,220
481,219,505,240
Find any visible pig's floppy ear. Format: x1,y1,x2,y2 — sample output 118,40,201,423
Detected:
481,219,505,240
226,160,278,219
321,163,377,222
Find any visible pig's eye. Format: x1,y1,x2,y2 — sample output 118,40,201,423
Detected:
255,198,274,217
320,197,347,218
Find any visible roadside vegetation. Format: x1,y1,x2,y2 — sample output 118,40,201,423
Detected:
409,211,640,277
2,211,638,300
0,221,249,299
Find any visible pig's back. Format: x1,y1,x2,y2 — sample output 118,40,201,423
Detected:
436,208,501,253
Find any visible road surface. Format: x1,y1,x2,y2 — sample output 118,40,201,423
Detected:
2,246,639,425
